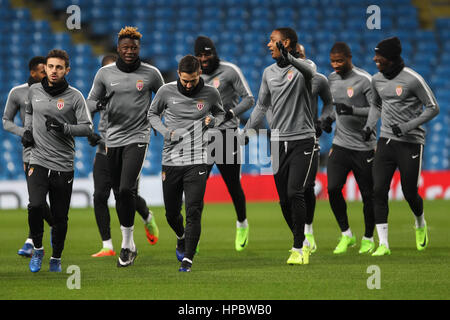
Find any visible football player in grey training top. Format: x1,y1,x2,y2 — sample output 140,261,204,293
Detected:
87,53,159,259
243,27,317,266
322,42,377,255
2,56,54,258
87,27,164,268
363,37,439,256
297,43,333,254
148,55,225,272
24,49,93,273
194,36,255,252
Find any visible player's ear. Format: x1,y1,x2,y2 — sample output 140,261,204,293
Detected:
65,67,71,76
284,38,291,50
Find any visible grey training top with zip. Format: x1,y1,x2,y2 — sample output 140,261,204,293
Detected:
148,81,225,166
2,83,32,162
25,83,93,172
365,67,439,145
87,62,164,148
244,54,316,141
200,60,254,130
328,66,376,151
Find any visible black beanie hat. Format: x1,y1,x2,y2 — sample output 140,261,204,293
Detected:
194,36,217,56
375,37,402,61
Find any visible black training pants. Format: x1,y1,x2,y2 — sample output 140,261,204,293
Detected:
106,143,147,228
93,152,150,241
304,143,320,225
327,144,375,238
273,138,315,249
27,164,73,258
206,129,246,222
24,162,53,239
373,138,424,224
162,164,208,261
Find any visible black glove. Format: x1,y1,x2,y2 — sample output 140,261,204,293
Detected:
361,127,374,141
45,115,64,132
224,109,235,122
21,130,34,148
392,124,403,137
314,120,323,138
335,103,353,115
87,133,102,147
96,91,115,111
320,116,333,133
276,41,289,60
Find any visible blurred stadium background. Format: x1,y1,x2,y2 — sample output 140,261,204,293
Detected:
0,0,449,207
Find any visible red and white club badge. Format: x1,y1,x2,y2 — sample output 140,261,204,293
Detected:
347,87,354,98
213,77,220,88
396,85,403,96
57,99,64,110
161,171,166,181
28,167,34,177
287,70,294,81
197,100,204,111
136,80,144,91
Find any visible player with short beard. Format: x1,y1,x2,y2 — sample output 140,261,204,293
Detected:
194,36,255,252
24,49,93,273
148,55,225,272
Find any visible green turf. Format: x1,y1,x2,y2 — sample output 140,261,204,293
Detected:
0,200,449,300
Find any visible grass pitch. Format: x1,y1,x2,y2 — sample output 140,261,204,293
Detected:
0,200,449,300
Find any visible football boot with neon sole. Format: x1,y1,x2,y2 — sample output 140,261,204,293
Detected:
333,235,356,254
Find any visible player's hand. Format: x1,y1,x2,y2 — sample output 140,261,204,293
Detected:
96,91,115,111
45,115,64,132
21,130,34,148
320,116,333,133
392,124,403,137
223,109,235,122
87,133,102,146
314,120,323,138
361,127,374,141
276,41,289,60
335,103,353,115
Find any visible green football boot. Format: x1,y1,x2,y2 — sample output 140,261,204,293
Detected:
286,250,303,265
333,235,356,254
235,225,249,252
359,238,376,254
305,233,317,253
415,224,428,251
372,244,391,256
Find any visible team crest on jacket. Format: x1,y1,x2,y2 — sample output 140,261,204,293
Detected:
136,80,144,91
287,70,294,81
161,171,166,181
28,167,34,177
347,87,354,98
213,77,220,88
396,85,403,96
197,100,204,111
57,99,64,110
